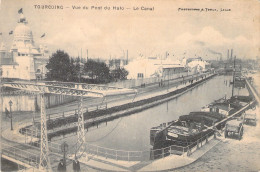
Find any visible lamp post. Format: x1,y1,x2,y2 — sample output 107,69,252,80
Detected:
168,69,170,92
9,100,13,131
61,141,69,168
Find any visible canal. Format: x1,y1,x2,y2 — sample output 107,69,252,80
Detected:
52,75,249,151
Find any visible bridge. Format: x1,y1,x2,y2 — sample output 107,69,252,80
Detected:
1,81,136,171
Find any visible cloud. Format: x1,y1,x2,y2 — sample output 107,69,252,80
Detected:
171,26,259,59
194,41,205,46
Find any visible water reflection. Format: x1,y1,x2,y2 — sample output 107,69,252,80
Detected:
55,75,249,152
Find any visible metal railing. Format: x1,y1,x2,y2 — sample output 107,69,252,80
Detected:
34,72,213,122
41,129,216,162
48,98,253,162
1,142,39,169
19,127,61,154
34,103,108,122
84,130,216,161
21,98,254,163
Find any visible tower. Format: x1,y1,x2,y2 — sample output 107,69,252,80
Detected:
1,11,49,80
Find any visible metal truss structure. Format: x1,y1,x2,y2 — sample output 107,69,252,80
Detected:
39,93,52,171
2,81,136,171
76,96,86,157
4,82,136,97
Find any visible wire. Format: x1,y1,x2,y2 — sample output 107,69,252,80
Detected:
132,92,138,102
53,117,123,152
85,117,123,143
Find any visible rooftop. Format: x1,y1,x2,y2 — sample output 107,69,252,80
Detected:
0,57,18,65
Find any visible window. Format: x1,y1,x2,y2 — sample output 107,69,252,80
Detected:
137,73,144,78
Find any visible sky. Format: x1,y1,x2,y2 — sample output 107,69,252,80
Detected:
0,0,259,61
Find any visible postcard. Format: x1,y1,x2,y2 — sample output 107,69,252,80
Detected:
0,0,259,171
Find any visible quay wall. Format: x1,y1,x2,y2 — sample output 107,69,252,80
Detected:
43,74,216,139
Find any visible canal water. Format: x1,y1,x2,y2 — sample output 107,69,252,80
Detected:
52,75,249,151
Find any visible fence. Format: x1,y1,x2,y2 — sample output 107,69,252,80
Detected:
107,72,210,89
1,142,39,169
83,130,216,161
19,124,216,162
19,127,61,154
21,88,255,163
41,97,253,162
34,103,108,122
34,72,212,122
20,127,40,144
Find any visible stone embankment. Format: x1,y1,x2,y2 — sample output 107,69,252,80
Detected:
19,73,216,140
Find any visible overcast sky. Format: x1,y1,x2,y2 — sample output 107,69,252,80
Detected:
0,0,259,60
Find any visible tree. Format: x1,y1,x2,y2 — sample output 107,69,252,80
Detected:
68,58,78,82
72,57,81,82
110,68,128,81
83,59,96,80
46,50,75,81
83,59,110,83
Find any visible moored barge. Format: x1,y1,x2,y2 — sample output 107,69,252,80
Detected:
150,95,253,154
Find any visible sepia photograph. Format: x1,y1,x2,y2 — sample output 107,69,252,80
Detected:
0,0,260,171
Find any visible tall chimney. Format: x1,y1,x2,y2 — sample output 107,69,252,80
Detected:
86,49,88,60
126,49,128,65
227,49,229,59
81,48,82,62
230,49,233,60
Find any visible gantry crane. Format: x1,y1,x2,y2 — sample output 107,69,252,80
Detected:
3,81,136,171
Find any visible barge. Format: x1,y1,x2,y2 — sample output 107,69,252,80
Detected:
150,95,253,154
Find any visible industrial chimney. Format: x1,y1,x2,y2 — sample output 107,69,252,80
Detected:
230,49,233,60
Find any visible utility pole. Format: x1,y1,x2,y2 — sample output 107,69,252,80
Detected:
168,69,170,92
79,48,82,83
126,50,128,65
9,100,13,130
232,56,236,97
86,49,88,61
61,142,68,169
230,49,233,61
81,48,82,62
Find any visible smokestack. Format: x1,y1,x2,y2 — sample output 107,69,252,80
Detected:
227,49,229,59
231,49,233,60
126,50,128,65
87,49,88,60
81,48,82,61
